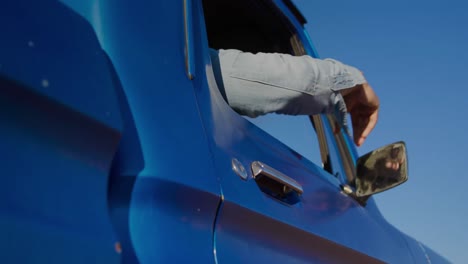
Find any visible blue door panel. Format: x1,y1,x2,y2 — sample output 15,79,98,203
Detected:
216,202,384,264
189,0,415,263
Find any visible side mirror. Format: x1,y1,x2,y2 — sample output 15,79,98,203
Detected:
355,141,408,197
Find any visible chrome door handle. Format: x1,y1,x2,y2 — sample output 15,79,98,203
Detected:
251,161,303,196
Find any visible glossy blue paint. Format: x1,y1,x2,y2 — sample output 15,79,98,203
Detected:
0,1,122,262
189,1,414,262
0,0,449,263
2,0,220,263
64,1,221,263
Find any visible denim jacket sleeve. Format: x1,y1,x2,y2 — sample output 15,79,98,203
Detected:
209,48,366,127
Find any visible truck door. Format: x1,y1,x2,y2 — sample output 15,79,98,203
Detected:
188,0,416,263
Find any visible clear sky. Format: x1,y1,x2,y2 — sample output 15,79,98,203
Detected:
258,0,467,262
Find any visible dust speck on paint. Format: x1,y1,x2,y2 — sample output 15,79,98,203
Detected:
41,79,49,88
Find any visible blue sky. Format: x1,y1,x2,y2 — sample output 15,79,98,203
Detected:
289,0,467,262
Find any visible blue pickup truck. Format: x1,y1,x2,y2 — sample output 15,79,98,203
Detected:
0,0,449,263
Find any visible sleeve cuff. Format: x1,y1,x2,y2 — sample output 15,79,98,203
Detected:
324,59,367,91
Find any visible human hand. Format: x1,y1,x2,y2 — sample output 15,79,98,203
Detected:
341,83,379,146
385,146,406,170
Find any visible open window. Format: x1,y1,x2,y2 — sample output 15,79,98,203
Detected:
202,0,305,55
200,0,331,167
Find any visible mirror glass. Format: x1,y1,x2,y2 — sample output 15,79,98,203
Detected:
355,141,408,197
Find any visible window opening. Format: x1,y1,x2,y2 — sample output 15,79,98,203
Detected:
202,0,328,169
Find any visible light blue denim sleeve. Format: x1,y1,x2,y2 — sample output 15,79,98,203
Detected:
209,48,366,127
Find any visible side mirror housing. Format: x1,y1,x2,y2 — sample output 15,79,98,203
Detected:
355,141,408,197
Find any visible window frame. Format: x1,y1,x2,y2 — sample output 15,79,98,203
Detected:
184,0,359,187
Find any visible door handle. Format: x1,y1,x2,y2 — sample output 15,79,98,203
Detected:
251,161,303,196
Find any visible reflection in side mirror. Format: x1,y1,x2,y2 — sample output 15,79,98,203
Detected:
355,142,408,197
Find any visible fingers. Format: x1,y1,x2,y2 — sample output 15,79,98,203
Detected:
345,83,379,146
385,161,400,170
357,110,378,146
333,121,341,134
385,157,404,170
351,114,364,146
350,108,378,146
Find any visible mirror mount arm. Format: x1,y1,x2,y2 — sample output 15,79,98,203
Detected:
340,184,370,206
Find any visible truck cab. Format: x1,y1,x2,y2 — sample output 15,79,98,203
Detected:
0,0,448,263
